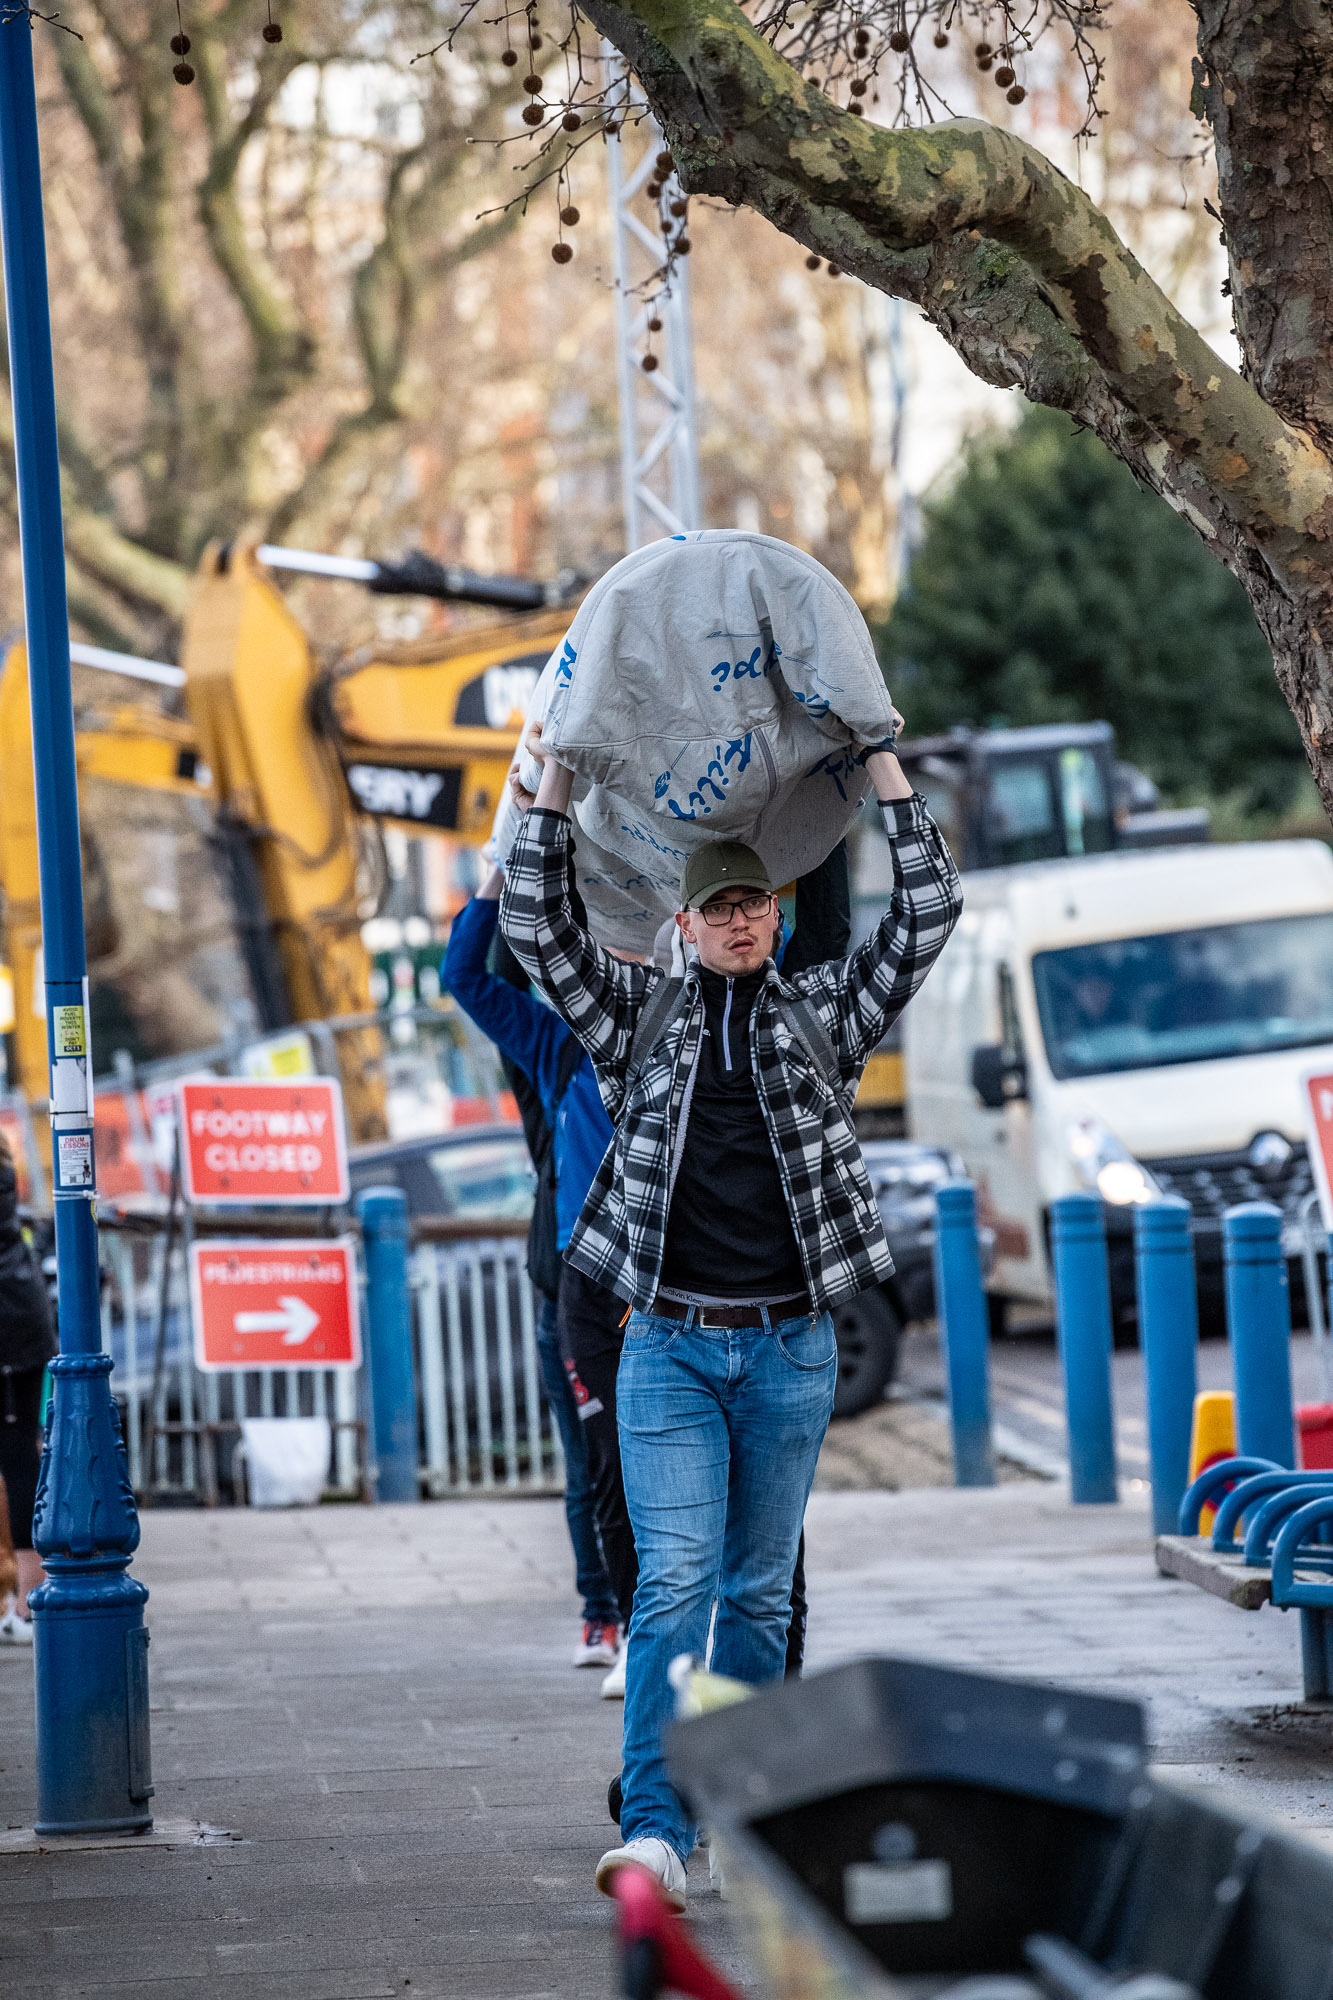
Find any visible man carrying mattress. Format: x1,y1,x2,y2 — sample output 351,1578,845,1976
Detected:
500,719,962,1907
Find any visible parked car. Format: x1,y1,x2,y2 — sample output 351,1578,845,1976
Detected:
350,1126,970,1422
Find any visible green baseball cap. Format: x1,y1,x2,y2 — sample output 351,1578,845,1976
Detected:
679,840,774,910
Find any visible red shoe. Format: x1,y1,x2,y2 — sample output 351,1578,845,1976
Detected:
574,1618,620,1667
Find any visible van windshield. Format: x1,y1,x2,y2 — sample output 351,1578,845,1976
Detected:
1031,913,1333,1079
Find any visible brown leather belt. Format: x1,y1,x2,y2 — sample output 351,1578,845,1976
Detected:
650,1293,811,1329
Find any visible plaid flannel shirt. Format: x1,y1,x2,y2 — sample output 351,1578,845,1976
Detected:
498,794,963,1313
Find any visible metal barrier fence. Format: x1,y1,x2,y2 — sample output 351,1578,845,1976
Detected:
412,1238,564,1498
98,1225,563,1504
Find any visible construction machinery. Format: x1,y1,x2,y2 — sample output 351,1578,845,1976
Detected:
0,543,582,1181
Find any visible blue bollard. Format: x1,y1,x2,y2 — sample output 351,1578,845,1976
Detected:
933,1182,995,1487
357,1187,419,1503
1051,1192,1118,1504
0,24,151,1831
1224,1203,1295,1468
1134,1198,1199,1535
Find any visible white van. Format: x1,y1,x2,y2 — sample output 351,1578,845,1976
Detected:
902,839,1333,1328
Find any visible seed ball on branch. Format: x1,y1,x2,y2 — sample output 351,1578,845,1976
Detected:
975,39,992,55
1006,82,1026,101
889,28,910,50
933,28,948,44
173,60,195,83
560,204,580,226
561,110,581,130
669,197,687,216
849,100,864,113
170,31,190,53
994,64,1014,85
262,21,282,41
976,54,993,69
501,47,519,64
523,72,542,91
529,30,542,46
827,262,841,277
646,179,661,198
642,353,659,372
850,76,867,94
521,101,544,124
648,314,663,331
655,148,673,173
551,241,573,264
675,234,691,253
805,253,822,269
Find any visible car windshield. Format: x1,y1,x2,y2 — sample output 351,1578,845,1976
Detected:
1032,912,1333,1079
426,1139,535,1219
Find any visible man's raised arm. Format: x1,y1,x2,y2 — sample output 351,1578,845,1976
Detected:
498,724,652,1075
793,744,963,1072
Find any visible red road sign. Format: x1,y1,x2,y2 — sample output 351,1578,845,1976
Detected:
1303,1068,1333,1230
178,1078,349,1206
190,1238,360,1371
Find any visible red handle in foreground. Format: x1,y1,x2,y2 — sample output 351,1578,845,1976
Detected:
609,1863,747,2000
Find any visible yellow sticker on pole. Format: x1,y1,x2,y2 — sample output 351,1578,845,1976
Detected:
52,1005,87,1058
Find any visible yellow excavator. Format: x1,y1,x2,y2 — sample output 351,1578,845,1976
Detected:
0,542,578,1174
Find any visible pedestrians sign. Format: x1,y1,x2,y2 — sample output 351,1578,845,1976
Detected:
189,1239,360,1371
178,1078,349,1205
1303,1069,1333,1231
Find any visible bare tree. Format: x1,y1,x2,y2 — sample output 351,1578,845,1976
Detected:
7,0,530,655
512,0,1333,809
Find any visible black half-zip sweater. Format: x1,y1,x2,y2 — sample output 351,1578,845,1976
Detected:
658,964,807,1301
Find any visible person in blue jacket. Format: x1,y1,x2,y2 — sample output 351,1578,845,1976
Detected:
444,864,633,1677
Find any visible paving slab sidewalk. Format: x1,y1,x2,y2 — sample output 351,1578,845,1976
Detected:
1,1484,1330,1999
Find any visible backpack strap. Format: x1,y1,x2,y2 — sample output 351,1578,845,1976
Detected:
778,991,848,1109
625,975,689,1095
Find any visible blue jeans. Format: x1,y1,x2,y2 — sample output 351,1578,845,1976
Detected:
537,1294,618,1624
616,1306,837,1859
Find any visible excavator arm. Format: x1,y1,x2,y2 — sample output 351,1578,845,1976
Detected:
0,542,576,1151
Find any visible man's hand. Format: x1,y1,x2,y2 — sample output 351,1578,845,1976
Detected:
864,708,913,803
507,764,537,813
477,863,505,902
522,717,575,814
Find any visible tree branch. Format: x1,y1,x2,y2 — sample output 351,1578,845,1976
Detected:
61,506,191,620
191,29,316,408
585,0,1333,595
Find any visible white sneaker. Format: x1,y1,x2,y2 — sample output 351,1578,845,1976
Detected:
0,1602,33,1646
596,1836,687,1912
573,1618,619,1668
600,1643,627,1700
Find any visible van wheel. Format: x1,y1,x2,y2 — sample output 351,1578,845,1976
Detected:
831,1290,902,1421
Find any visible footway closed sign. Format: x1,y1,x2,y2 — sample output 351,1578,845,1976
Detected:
190,1239,360,1371
179,1079,349,1205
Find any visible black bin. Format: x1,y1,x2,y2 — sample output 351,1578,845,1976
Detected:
666,1657,1333,1999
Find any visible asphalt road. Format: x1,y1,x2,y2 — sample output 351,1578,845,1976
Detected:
891,1316,1333,1486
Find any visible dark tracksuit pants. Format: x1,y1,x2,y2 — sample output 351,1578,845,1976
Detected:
558,1262,639,1630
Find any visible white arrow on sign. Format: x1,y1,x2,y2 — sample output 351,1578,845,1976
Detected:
234,1296,321,1347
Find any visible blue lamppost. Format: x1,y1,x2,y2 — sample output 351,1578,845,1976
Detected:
0,10,152,1832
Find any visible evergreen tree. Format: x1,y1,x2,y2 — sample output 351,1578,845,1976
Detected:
880,406,1305,813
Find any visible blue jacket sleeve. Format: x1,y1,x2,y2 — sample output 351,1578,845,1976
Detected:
442,895,570,1115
